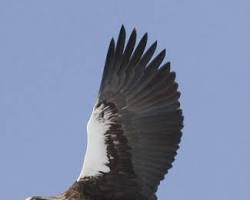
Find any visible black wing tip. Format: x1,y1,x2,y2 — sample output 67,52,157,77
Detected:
138,32,148,50
120,24,125,32
119,25,137,41
158,49,166,63
108,38,115,52
161,49,166,57
142,32,148,42
151,41,158,49
119,25,126,38
130,28,137,42
156,49,166,61
106,38,115,61
163,61,171,67
132,27,137,35
110,38,115,45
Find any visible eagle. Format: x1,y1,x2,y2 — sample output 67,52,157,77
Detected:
26,26,183,200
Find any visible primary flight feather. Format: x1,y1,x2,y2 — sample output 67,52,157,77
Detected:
26,26,183,200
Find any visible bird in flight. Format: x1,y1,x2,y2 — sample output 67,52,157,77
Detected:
26,26,183,200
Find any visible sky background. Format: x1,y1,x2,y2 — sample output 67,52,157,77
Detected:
0,0,250,199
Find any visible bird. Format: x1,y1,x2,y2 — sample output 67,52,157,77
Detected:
26,26,183,200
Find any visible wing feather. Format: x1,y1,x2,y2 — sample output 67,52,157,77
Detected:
80,26,183,200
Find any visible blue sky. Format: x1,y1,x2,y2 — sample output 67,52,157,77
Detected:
0,0,250,199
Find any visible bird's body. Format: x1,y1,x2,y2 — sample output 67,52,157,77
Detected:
26,26,183,200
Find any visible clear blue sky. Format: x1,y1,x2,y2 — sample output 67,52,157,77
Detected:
0,0,250,199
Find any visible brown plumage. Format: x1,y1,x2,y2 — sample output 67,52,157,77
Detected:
26,26,183,200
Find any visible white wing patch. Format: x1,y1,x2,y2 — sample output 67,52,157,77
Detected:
78,103,111,180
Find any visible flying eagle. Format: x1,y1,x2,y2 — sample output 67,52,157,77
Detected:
26,26,183,200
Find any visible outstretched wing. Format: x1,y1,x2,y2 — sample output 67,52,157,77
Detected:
78,26,183,199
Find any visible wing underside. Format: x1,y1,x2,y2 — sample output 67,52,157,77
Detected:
78,26,183,200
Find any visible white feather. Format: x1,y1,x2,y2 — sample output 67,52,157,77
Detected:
77,104,111,180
